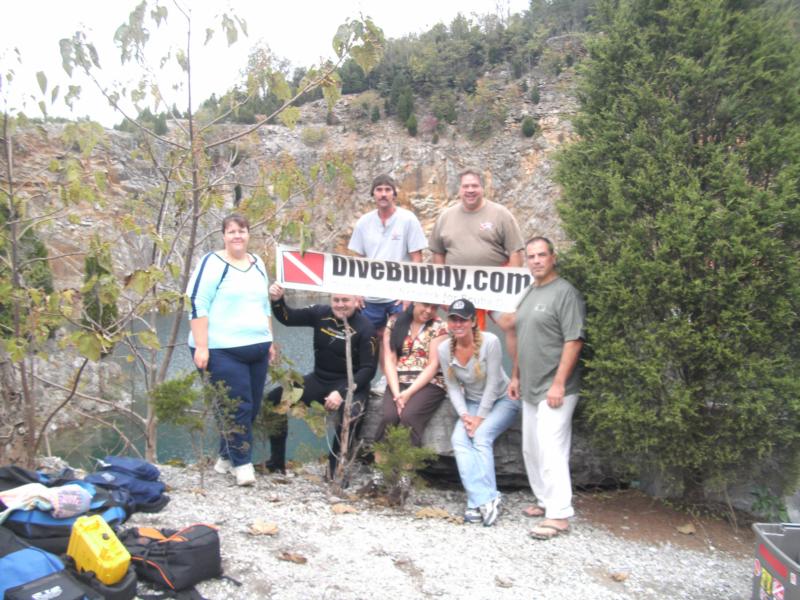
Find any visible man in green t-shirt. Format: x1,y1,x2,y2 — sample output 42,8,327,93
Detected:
507,237,586,540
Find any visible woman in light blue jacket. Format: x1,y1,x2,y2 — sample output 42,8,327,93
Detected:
186,214,274,486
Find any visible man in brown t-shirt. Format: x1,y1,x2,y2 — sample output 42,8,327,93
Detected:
429,168,524,327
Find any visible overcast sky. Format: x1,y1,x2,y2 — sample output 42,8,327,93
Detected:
2,0,529,126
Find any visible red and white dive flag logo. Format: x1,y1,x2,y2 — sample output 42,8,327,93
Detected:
282,250,325,287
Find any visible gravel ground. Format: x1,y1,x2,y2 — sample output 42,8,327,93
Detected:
125,463,752,600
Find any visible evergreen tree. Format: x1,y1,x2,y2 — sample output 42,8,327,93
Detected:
405,113,418,136
396,86,415,123
557,0,800,497
521,116,538,137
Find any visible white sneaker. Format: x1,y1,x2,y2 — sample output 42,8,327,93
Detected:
213,457,233,474
479,493,502,527
234,463,256,486
463,507,482,524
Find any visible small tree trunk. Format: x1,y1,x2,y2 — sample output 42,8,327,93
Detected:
0,351,25,464
334,317,356,486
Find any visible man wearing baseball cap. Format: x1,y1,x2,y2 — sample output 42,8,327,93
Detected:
348,174,427,331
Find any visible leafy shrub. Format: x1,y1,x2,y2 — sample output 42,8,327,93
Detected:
372,426,436,506
521,116,538,138
301,126,328,146
406,114,418,136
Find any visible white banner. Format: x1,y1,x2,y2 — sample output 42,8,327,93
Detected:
275,245,531,313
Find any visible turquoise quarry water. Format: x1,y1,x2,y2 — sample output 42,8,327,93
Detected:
51,306,327,468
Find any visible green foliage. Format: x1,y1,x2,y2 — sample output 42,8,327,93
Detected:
81,235,119,356
0,239,55,333
114,107,169,134
405,114,418,136
370,105,380,122
751,485,790,522
373,426,436,506
430,90,458,124
467,79,507,140
396,86,414,123
328,1,595,111
340,59,368,94
521,116,538,137
151,372,204,431
557,0,800,497
300,126,328,146
530,86,541,104
253,351,304,451
0,205,55,336
152,372,242,475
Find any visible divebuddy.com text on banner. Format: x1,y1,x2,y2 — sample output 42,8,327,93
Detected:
276,245,531,313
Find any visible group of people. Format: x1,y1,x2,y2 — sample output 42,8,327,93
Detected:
185,170,585,540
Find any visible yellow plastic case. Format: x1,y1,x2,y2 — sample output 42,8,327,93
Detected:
66,514,131,585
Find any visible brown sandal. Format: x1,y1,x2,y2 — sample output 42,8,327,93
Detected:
529,524,570,540
522,505,546,518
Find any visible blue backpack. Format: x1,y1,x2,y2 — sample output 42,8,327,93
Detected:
84,456,169,513
0,466,129,554
0,525,65,596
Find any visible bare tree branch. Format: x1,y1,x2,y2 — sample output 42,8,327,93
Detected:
71,407,144,458
32,370,146,429
32,358,89,457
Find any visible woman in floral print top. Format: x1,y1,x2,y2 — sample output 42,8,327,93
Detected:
374,302,449,447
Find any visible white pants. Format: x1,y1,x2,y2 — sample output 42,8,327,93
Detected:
521,394,579,519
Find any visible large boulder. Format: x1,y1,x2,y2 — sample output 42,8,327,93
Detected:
359,390,618,489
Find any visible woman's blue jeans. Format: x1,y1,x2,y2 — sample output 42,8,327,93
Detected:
193,342,271,467
451,396,520,508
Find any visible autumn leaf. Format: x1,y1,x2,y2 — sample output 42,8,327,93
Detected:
414,507,455,521
249,520,279,536
278,551,307,564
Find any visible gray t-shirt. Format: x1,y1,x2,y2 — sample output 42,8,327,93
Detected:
516,277,586,404
438,331,510,418
348,206,427,303
428,200,524,266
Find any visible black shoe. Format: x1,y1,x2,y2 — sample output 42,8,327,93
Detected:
264,461,286,475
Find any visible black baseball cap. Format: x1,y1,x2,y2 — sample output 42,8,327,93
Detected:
447,298,476,319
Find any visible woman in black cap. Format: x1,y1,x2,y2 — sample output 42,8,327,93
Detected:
437,298,519,526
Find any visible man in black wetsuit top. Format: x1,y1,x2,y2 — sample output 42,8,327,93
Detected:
265,283,378,477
